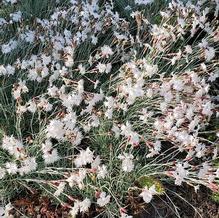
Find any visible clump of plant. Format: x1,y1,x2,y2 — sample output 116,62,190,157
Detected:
0,0,219,217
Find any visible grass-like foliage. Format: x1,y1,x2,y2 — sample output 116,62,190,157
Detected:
0,0,219,217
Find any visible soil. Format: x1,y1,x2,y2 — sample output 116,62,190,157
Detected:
135,185,219,218
7,184,219,218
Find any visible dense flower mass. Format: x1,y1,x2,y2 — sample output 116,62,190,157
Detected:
0,0,218,217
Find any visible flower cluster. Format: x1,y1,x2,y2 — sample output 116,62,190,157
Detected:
1,136,37,176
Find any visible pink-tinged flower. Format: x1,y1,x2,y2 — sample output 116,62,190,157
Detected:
97,192,111,207
100,45,113,58
140,185,157,203
118,153,134,172
172,162,188,186
209,183,219,192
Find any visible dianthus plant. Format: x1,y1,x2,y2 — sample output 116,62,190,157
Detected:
0,0,219,217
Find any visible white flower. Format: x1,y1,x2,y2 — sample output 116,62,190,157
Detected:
0,65,7,75
97,165,108,179
154,141,161,152
118,153,134,172
121,122,133,137
80,198,91,213
0,18,7,26
104,96,114,108
42,139,53,151
160,102,167,112
188,116,199,132
143,63,158,78
146,140,161,158
61,93,82,109
195,143,206,158
185,45,193,54
63,112,77,130
74,148,94,167
97,63,112,73
91,156,101,169
101,45,113,57
2,135,24,159
42,54,51,66
0,167,6,179
20,30,35,43
213,147,218,160
135,0,154,5
172,163,188,185
129,132,140,145
43,149,59,165
6,65,15,75
121,122,140,146
186,105,195,120
4,203,13,218
111,125,120,138
69,198,91,216
208,72,219,82
10,11,22,22
198,162,210,179
67,169,87,189
77,79,84,94
13,89,21,99
146,88,153,98
0,206,4,217
177,18,186,28
71,128,83,146
70,201,80,217
12,80,29,100
17,105,27,114
48,86,58,97
91,35,98,45
205,47,215,61
146,141,161,158
44,102,53,111
65,55,74,67
216,169,219,178
139,109,153,123
89,114,100,127
97,192,111,207
163,91,173,103
172,79,184,91
5,162,18,175
202,101,213,117
97,63,106,73
190,72,200,84
105,63,112,74
198,39,208,48
140,185,157,203
171,50,182,65
78,64,86,75
46,119,65,140
19,157,37,175
27,101,37,113
4,0,18,4
1,39,17,54
105,108,113,119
